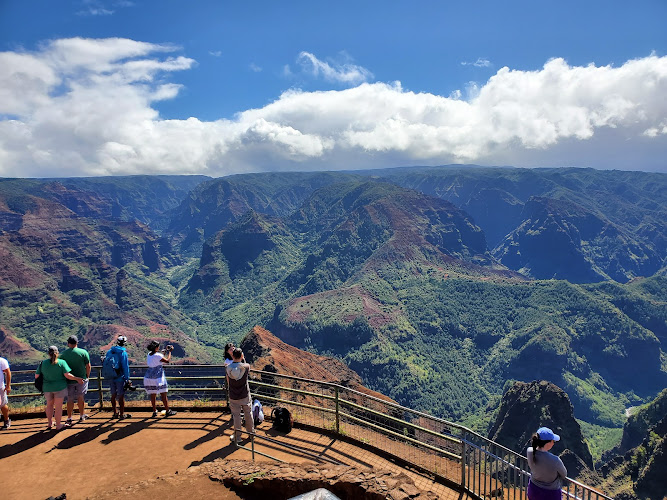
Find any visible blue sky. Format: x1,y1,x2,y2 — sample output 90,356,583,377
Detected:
1,0,666,177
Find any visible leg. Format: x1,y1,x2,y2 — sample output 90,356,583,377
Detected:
160,393,169,411
1,403,8,422
119,395,125,416
53,397,64,428
110,394,117,415
229,400,242,441
78,395,85,417
45,397,55,428
241,400,255,436
66,398,74,420
150,394,157,412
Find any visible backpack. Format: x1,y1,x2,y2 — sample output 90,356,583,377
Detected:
271,406,293,433
252,399,265,426
101,350,121,379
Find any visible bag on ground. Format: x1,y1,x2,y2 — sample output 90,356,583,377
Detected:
101,350,120,379
271,406,293,433
252,399,265,426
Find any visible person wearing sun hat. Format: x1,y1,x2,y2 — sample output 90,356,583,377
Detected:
526,426,568,500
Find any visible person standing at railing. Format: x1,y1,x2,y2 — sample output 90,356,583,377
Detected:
108,336,132,420
35,346,85,430
1,355,11,429
225,347,254,443
60,335,91,425
144,341,177,418
527,427,568,500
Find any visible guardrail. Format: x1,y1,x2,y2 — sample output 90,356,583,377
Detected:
7,364,612,500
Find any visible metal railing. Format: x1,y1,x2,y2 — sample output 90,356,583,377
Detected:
7,364,612,500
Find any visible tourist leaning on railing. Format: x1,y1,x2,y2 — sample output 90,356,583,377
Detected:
35,346,85,431
526,427,568,500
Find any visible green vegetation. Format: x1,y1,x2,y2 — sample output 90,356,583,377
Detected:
577,419,623,464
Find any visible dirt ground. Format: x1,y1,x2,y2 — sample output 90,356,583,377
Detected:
0,410,289,500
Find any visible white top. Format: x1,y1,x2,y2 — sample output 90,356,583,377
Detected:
0,357,9,390
147,352,164,367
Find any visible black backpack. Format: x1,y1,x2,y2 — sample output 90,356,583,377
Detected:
271,406,293,433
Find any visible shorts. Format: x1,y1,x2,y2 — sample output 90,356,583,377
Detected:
1,389,7,407
109,379,125,397
67,379,89,400
45,388,68,402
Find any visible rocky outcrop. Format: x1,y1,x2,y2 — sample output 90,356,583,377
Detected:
240,325,395,404
488,380,593,475
201,459,438,499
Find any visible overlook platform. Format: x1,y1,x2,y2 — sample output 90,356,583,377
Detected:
0,409,461,499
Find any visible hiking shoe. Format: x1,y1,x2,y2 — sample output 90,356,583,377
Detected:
152,410,158,418
119,414,132,419
65,418,73,425
3,419,10,429
164,410,177,417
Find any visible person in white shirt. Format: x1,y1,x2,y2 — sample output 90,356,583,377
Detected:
1,356,11,429
143,341,177,418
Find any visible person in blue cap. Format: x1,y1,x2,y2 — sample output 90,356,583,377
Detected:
527,426,568,500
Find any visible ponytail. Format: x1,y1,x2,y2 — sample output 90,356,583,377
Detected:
531,432,552,463
48,346,59,364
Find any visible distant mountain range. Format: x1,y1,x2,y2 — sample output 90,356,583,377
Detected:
1,166,665,488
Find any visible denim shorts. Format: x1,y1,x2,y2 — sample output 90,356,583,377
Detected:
109,379,125,397
67,379,89,400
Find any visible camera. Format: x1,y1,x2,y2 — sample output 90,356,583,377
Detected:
165,345,174,352
124,380,137,391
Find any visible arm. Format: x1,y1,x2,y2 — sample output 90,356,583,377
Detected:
160,351,172,364
122,351,131,381
555,455,568,479
85,362,91,379
64,372,84,384
3,367,11,394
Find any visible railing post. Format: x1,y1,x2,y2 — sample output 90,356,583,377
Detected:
97,367,103,409
461,439,467,491
335,385,340,434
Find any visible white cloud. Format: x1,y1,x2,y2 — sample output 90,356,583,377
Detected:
296,52,373,85
209,50,222,57
249,63,262,73
1,39,666,177
462,58,492,68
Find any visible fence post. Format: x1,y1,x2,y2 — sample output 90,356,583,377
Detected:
335,385,340,434
97,367,103,409
461,438,467,492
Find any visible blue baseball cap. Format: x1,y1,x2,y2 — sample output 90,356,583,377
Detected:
537,427,560,441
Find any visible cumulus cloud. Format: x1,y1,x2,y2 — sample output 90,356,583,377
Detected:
1,38,666,177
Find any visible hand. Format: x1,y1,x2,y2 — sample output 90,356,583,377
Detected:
5,385,10,394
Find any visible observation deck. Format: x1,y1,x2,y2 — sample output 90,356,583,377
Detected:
3,365,612,499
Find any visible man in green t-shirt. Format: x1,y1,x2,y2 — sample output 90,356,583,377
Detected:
59,336,91,424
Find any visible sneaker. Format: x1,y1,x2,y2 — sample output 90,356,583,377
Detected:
79,414,89,422
3,419,10,429
151,410,158,418
66,418,73,425
119,413,132,419
229,434,241,444
164,410,177,417
111,412,120,419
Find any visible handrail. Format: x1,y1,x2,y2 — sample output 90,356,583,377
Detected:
6,364,613,500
